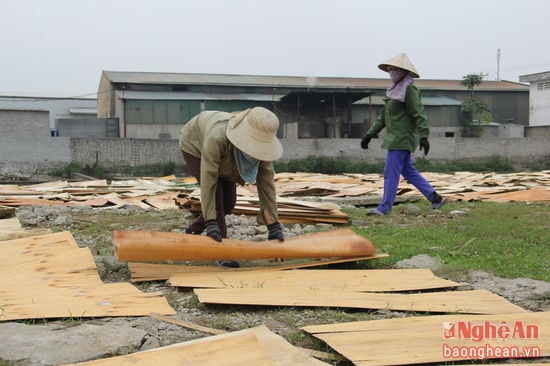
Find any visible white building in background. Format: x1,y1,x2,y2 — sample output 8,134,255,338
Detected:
519,71,550,126
0,94,117,137
0,93,97,136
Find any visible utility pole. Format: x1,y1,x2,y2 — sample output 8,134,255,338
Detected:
496,48,501,81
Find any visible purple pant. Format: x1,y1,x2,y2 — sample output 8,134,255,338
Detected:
181,151,236,238
377,150,436,213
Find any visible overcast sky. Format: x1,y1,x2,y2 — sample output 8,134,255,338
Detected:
2,0,549,97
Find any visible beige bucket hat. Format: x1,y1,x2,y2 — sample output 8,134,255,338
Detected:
226,107,283,162
378,52,420,78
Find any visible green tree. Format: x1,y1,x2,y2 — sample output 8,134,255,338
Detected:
460,74,483,97
460,73,492,137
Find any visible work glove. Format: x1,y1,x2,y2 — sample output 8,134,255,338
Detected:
205,219,222,242
267,222,285,241
360,134,372,149
419,138,430,156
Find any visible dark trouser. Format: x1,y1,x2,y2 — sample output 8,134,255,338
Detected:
181,151,236,238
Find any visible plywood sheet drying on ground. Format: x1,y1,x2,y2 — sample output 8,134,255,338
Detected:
275,171,550,202
0,177,190,210
169,268,460,292
0,216,51,241
302,312,550,365
449,185,550,202
0,231,175,321
176,195,352,224
61,325,330,366
114,228,377,262
127,254,388,282
194,288,527,314
1,171,548,225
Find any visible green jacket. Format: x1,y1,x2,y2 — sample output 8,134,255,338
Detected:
367,85,429,152
179,111,278,223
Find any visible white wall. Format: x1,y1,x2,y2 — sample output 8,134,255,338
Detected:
529,83,550,126
519,71,550,127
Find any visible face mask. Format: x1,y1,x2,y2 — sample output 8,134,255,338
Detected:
233,147,260,184
389,69,407,83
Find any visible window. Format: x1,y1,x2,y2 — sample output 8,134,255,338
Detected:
125,100,201,124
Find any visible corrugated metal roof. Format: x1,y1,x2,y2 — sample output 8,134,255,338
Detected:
0,93,96,100
355,95,463,106
102,71,528,92
415,79,527,91
104,71,365,90
519,71,550,82
121,91,286,101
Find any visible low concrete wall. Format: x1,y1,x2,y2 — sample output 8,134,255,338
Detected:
0,137,71,180
70,137,550,169
1,136,548,179
0,137,71,163
70,137,181,168
280,137,549,165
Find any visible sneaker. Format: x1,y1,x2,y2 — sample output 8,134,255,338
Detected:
431,197,448,210
366,208,386,216
216,260,240,268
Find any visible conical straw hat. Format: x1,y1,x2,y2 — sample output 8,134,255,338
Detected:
378,52,420,78
226,107,283,162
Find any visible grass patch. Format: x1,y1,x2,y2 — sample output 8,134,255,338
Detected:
414,154,516,173
49,156,548,180
350,201,549,282
48,161,189,180
127,161,188,177
50,162,110,179
0,361,19,366
71,210,183,237
274,155,548,174
275,156,384,174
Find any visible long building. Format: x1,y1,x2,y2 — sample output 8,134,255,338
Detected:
97,71,529,140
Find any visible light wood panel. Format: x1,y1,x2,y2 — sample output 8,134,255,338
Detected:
302,312,550,365
0,217,51,241
61,325,330,366
114,228,377,262
0,231,175,321
194,288,527,314
169,268,459,292
127,254,389,282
